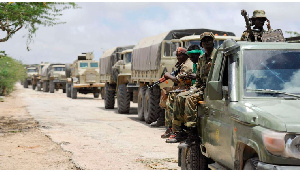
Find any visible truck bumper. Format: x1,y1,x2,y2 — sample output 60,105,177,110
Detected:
73,83,105,88
257,162,300,170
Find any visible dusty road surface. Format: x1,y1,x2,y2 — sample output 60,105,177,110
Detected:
0,83,179,170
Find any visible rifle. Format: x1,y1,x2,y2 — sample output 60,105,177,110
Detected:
148,67,181,89
241,9,254,42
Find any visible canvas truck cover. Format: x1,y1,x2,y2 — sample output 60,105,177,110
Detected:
99,45,134,75
132,28,235,71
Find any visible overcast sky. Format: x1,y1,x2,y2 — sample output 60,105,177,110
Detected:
1,2,300,64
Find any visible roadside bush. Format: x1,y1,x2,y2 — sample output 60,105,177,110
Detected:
0,55,26,96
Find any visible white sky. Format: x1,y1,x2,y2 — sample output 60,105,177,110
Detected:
1,2,300,64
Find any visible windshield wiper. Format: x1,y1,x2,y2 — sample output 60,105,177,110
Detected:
246,88,300,99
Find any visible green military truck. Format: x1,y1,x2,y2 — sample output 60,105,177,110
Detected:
66,52,103,99
47,64,67,93
23,66,38,89
99,45,134,110
130,29,235,124
178,39,300,170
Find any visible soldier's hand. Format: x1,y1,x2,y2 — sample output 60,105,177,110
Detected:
187,73,196,80
164,72,171,80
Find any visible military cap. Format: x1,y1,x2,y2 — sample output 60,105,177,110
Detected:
176,47,187,56
199,32,215,41
252,10,266,18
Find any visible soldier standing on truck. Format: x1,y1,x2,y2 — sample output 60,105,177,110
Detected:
241,10,271,42
166,45,203,143
180,32,216,141
161,47,194,140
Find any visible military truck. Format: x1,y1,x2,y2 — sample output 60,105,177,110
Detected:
47,64,67,93
35,62,49,91
178,39,300,170
129,29,235,124
23,66,38,88
99,45,135,110
40,64,51,92
66,52,103,99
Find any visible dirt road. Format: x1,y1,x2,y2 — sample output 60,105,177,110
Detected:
0,83,179,170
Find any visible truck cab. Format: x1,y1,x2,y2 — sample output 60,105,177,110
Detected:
180,39,300,170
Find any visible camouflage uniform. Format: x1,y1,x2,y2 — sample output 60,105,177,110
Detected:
184,48,216,128
165,58,193,128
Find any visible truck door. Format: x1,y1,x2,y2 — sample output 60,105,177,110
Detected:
203,50,234,169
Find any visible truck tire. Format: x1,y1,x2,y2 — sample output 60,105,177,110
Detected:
185,144,208,170
71,83,77,99
43,81,49,92
143,86,162,124
117,84,130,114
65,64,71,78
137,86,147,121
243,157,258,170
104,84,115,109
37,81,41,91
49,80,55,93
23,80,28,88
63,89,66,93
94,93,99,98
66,83,71,98
100,88,105,100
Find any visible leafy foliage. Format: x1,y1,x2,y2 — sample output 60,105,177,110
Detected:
285,31,300,38
0,55,27,96
0,2,79,50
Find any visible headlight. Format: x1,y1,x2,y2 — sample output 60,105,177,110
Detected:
262,130,286,156
262,129,300,159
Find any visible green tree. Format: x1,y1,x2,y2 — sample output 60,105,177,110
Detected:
285,31,300,37
0,2,79,50
0,55,26,96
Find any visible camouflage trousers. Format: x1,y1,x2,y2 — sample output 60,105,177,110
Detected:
184,92,204,128
172,91,190,132
165,92,179,128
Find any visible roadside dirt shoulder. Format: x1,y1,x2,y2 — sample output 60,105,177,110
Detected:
0,85,78,170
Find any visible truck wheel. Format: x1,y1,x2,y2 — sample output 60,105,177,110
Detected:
37,81,41,91
94,93,100,98
100,88,105,100
117,84,130,114
137,86,147,121
66,83,71,98
104,84,115,109
185,144,208,170
243,157,258,170
143,86,162,124
71,83,77,99
49,80,55,93
63,89,66,93
23,80,28,88
43,81,47,92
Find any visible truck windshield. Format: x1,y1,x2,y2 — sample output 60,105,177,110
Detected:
90,62,98,67
243,50,300,97
54,67,65,71
124,52,132,64
80,63,88,68
27,69,37,72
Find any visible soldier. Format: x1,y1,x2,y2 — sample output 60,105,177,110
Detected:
167,32,216,143
166,45,203,143
161,47,194,139
241,10,272,42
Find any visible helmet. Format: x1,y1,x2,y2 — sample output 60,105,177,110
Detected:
200,32,215,47
252,10,266,18
176,47,187,56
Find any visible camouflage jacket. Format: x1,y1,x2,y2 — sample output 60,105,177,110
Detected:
176,58,194,88
195,48,217,88
241,29,270,42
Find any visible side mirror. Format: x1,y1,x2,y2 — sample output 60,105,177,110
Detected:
208,81,223,100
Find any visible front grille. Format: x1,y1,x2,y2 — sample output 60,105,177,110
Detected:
86,73,96,82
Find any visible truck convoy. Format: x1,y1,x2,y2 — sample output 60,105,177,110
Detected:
178,39,300,170
66,52,103,99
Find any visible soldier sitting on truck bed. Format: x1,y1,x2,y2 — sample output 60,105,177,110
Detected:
166,45,203,143
172,32,216,143
161,47,194,140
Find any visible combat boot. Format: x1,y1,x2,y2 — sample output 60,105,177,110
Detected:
150,120,164,127
161,128,172,138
